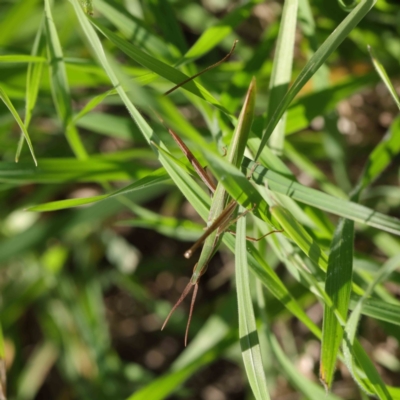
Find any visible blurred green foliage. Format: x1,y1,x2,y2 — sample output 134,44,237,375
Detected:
0,0,400,399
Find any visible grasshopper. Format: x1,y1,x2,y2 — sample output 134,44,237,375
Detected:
161,78,282,345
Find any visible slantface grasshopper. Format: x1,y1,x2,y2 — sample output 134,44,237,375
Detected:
161,78,282,345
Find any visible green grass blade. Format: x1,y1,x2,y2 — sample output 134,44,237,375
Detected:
0,0,39,47
227,233,322,339
369,46,400,110
44,0,87,159
0,55,46,63
343,254,400,398
354,104,400,195
255,0,377,161
270,204,328,271
0,86,37,165
69,0,158,146
236,207,271,400
27,168,168,211
0,155,152,183
72,88,117,123
147,0,187,54
96,0,180,63
16,17,46,162
90,18,224,109
320,218,354,389
267,0,298,155
206,154,400,236
183,0,263,62
242,158,400,236
266,329,342,400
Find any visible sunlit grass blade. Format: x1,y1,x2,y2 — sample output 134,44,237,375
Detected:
89,18,224,109
72,88,117,123
227,232,322,339
369,46,400,110
0,55,45,63
242,158,400,235
342,254,400,398
0,155,153,183
255,0,377,161
267,0,298,155
0,86,37,165
270,204,328,271
70,0,164,148
205,154,400,236
27,168,168,211
236,207,270,400
44,0,87,159
320,218,354,389
350,294,400,326
16,17,46,162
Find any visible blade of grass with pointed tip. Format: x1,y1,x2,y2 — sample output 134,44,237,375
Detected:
320,218,354,389
236,207,270,400
255,0,377,161
27,168,169,211
0,86,37,165
16,17,46,162
267,0,298,155
44,0,87,159
369,46,400,110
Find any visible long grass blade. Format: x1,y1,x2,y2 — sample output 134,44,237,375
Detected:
236,206,270,400
320,218,354,389
267,0,298,155
44,0,87,159
255,0,377,161
0,86,37,165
